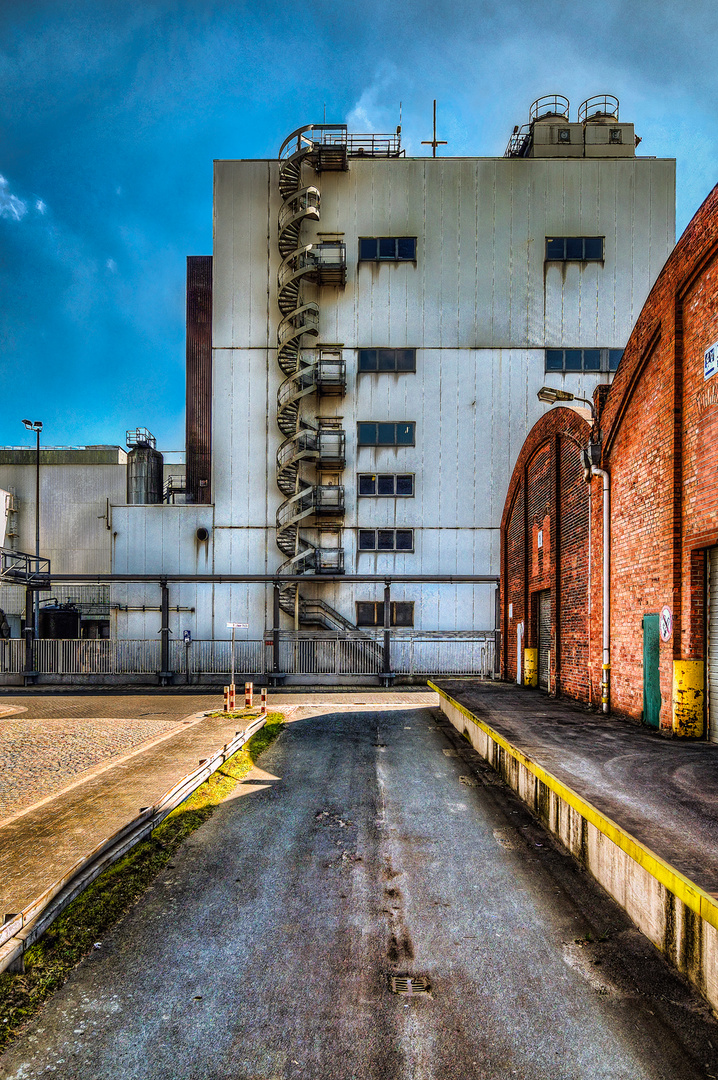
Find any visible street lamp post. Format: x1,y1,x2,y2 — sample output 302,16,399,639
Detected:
22,419,43,638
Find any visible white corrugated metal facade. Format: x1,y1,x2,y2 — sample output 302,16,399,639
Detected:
112,136,675,642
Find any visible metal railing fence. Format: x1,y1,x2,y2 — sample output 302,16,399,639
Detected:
0,632,498,679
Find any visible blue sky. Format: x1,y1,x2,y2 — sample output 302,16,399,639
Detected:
2,0,717,453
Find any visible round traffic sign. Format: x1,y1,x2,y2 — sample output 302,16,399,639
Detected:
660,606,672,642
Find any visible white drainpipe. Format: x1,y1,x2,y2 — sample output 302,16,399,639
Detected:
590,465,611,713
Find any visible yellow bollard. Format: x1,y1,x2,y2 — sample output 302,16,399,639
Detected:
523,648,538,688
672,661,704,737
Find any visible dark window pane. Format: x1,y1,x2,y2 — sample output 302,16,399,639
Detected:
396,422,415,445
377,475,395,495
377,423,395,445
565,237,583,260
395,530,413,550
358,349,377,372
359,238,377,260
396,474,414,495
397,237,416,259
357,423,376,445
609,349,623,371
583,349,601,371
584,237,603,260
379,237,396,259
396,349,416,371
378,349,395,371
377,530,394,550
359,530,376,550
564,350,582,371
546,237,564,259
356,602,378,626
358,474,376,495
392,602,414,627
545,350,564,371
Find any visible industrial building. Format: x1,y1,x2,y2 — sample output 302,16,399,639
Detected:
500,182,718,739
0,440,183,641
107,93,675,679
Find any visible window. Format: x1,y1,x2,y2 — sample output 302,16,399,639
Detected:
358,529,414,551
356,601,414,627
545,236,604,261
358,348,416,373
357,422,415,446
358,473,414,497
359,237,417,262
544,348,623,373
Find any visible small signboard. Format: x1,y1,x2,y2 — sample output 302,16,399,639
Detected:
183,629,192,644
705,342,718,382
226,622,249,629
660,606,672,642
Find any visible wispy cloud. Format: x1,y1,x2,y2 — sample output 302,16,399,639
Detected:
346,64,404,135
0,176,27,221
35,199,47,214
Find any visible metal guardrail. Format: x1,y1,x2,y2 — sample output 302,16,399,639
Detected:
0,711,270,975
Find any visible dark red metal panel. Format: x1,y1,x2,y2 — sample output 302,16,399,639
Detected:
186,255,213,504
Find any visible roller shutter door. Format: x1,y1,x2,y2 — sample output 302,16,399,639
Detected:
538,590,551,689
709,548,718,743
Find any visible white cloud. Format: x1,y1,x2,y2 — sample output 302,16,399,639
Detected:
0,176,27,221
106,258,117,272
346,64,404,135
35,199,47,215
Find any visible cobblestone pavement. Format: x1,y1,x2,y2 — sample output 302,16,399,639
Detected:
0,694,223,821
0,710,276,915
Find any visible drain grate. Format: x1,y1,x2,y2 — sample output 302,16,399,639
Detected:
389,975,432,996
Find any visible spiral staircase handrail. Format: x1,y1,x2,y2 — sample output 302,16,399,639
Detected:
279,124,348,161
278,188,321,231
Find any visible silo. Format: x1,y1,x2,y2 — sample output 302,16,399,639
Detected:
126,428,164,504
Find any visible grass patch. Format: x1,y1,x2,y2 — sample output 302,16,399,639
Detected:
0,711,284,1054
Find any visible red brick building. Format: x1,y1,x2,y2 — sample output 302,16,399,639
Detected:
501,183,718,738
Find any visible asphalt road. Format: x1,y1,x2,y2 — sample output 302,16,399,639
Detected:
2,704,718,1080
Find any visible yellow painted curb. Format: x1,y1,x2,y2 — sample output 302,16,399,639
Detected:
428,681,718,933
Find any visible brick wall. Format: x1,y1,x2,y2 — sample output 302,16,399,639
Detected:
596,183,718,729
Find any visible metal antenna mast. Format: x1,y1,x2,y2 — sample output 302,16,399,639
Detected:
421,99,447,157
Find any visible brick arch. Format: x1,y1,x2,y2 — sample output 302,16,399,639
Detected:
500,408,591,689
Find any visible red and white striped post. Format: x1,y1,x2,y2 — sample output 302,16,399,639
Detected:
260,687,268,714
224,684,236,712
244,681,254,708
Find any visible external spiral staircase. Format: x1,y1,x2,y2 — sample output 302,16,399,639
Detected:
276,126,348,625
275,123,403,641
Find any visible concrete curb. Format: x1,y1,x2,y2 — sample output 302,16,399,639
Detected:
429,681,718,1013
0,711,271,975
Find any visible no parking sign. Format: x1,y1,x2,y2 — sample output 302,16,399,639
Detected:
660,606,672,642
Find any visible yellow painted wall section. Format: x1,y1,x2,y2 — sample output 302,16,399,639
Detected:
523,648,538,688
672,660,704,737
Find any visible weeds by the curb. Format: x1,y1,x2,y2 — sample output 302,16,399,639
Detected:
0,711,284,1054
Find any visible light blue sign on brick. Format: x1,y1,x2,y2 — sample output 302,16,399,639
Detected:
705,342,718,381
